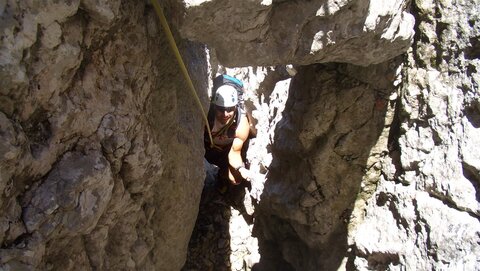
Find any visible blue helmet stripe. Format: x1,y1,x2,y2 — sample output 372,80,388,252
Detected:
223,74,244,88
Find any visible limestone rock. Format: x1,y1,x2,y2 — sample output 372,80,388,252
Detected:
217,0,480,270
249,60,400,270
22,151,114,236
347,1,480,269
1,1,207,270
81,0,121,24
177,0,415,67
2,0,479,270
180,0,479,269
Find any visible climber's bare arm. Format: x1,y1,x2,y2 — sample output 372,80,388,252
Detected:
228,115,249,184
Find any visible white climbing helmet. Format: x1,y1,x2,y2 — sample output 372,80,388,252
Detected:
213,85,238,107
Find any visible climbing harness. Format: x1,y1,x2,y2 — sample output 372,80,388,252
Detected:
212,113,236,140
150,0,216,148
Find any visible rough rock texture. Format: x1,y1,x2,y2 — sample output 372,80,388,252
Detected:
177,0,415,67
182,0,480,270
183,66,289,271
349,0,480,269
3,0,479,270
250,60,402,270
0,1,207,270
183,162,257,271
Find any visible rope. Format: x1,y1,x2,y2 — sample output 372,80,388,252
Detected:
150,0,215,147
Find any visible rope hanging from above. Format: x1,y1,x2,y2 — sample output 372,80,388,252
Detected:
150,0,216,148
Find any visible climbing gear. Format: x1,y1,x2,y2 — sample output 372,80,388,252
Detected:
206,75,246,149
213,85,238,107
212,75,257,138
212,74,245,109
150,0,215,147
212,112,236,140
215,105,236,113
215,74,244,89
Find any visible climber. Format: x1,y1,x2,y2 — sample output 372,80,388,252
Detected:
204,81,252,190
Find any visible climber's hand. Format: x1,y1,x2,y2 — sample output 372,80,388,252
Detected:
238,167,252,182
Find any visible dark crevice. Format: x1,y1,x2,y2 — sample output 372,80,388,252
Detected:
431,129,443,146
464,101,480,128
1,232,31,249
345,245,357,271
387,93,404,180
335,71,363,89
465,36,480,60
426,189,479,219
388,197,409,230
367,251,400,270
352,242,401,270
303,163,326,206
257,66,293,104
466,63,477,78
412,199,437,260
21,107,52,159
376,192,409,230
376,191,389,206
462,162,480,202
434,21,448,67
409,0,429,69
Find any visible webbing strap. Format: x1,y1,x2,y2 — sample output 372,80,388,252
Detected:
214,113,235,138
150,0,215,147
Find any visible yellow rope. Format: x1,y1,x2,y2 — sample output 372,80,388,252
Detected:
150,0,215,147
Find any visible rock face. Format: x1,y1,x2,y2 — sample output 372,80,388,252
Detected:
183,162,257,271
0,1,207,270
179,0,480,270
178,0,415,67
248,60,402,270
346,0,480,269
2,0,479,270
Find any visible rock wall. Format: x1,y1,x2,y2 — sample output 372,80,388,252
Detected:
348,0,480,269
248,60,402,270
178,0,414,67
2,0,479,270
0,1,207,270
177,0,480,270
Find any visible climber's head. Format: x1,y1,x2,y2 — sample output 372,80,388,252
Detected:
214,85,238,107
213,85,238,124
